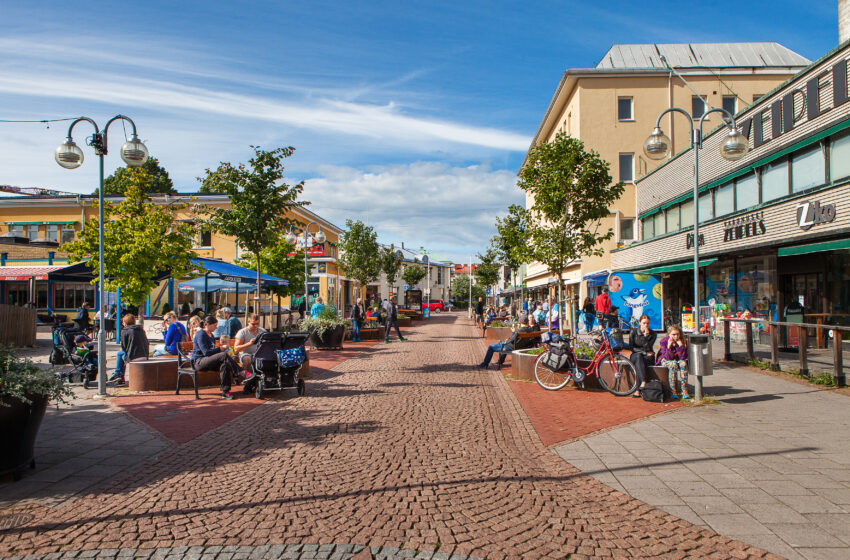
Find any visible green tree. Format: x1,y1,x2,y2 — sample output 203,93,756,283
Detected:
401,261,427,290
493,204,530,311
98,157,176,195
236,234,305,299
380,244,404,297
518,132,625,333
62,180,196,311
474,248,501,303
337,219,381,301
199,146,307,311
450,273,485,307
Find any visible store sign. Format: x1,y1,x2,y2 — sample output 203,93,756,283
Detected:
796,200,836,230
685,232,705,249
723,211,766,242
740,58,850,150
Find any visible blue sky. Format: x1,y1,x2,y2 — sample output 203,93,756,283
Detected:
0,0,840,262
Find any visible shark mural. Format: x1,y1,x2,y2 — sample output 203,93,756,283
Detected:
607,272,663,330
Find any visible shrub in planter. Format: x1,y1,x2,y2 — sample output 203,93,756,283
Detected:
300,307,349,350
1,347,74,480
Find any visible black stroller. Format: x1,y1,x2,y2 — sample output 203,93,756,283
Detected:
50,323,98,388
243,331,308,399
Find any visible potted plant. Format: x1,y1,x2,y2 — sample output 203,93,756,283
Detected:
300,307,348,350
1,347,74,480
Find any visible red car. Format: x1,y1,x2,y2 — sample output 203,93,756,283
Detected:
421,299,445,312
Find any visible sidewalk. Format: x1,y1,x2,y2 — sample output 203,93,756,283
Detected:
554,361,850,560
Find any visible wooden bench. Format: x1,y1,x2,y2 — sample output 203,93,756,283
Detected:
497,331,543,359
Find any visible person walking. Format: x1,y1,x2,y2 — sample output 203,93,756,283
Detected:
311,296,326,318
582,296,596,333
297,294,307,319
594,288,612,327
382,295,407,343
474,297,485,330
192,315,240,399
350,297,364,342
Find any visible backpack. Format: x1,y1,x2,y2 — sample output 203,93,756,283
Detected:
641,379,670,402
541,339,571,371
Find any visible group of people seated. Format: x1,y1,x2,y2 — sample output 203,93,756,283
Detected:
628,315,690,399
476,312,541,369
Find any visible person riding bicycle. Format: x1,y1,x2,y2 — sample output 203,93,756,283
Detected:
476,312,539,370
629,314,657,398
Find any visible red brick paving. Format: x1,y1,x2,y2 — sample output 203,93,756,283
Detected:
0,315,770,559
507,380,682,446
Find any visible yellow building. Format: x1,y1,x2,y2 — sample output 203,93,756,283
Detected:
0,193,347,317
523,43,809,321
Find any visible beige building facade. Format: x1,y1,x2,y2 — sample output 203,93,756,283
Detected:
523,43,809,325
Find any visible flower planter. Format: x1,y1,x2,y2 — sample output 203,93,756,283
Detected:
396,317,412,328
347,327,380,341
309,324,346,350
485,326,513,341
0,393,49,480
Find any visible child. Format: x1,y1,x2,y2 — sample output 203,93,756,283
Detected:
74,334,98,371
656,325,689,399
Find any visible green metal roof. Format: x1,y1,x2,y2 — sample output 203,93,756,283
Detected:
777,239,850,257
636,258,717,275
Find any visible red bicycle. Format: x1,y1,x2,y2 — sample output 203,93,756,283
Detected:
534,330,638,396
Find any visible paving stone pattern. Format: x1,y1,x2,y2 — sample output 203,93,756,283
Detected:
2,316,771,559
556,362,850,560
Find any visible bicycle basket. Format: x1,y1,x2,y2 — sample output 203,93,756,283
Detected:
605,328,625,352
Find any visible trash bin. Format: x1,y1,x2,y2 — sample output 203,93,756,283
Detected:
688,334,713,376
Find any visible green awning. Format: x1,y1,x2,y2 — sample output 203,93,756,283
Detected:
778,239,850,257
4,221,77,225
637,258,718,275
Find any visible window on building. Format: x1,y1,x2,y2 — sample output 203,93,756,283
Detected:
36,282,48,308
617,97,633,121
736,173,759,210
665,205,680,233
722,96,737,116
437,267,443,285
26,225,39,240
653,212,665,237
715,182,734,216
620,217,635,241
698,191,713,223
692,96,706,119
6,283,28,306
680,199,694,228
791,144,825,193
642,217,654,240
830,131,850,182
61,225,75,244
619,153,634,182
46,225,59,243
53,282,96,310
10,225,24,237
761,159,789,202
198,226,212,247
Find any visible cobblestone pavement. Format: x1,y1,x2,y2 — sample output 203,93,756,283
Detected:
556,362,850,560
2,315,772,559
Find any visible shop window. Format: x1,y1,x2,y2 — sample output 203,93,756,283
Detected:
26,225,39,240
680,199,694,228
36,283,48,308
619,153,634,182
736,173,759,210
692,96,706,119
722,96,737,116
617,97,633,121
61,225,75,244
54,283,95,310
715,182,734,217
665,206,680,233
761,159,789,203
620,217,634,241
698,191,713,223
46,225,59,243
6,283,28,305
736,254,777,316
791,144,825,193
10,225,24,237
642,217,654,240
830,131,850,182
653,212,665,237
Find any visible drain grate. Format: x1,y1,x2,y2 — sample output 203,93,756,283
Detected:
0,513,34,530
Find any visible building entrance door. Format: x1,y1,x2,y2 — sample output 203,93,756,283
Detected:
781,273,824,316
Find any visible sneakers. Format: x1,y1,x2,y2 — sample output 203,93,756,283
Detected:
384,340,391,344
400,337,408,342
477,363,488,369
107,373,122,382
221,391,234,400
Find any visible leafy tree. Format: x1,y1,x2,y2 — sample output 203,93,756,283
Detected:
236,234,305,299
98,157,176,195
474,248,501,302
337,219,381,301
401,261,427,290
518,132,625,333
62,181,196,312
199,146,307,312
380,244,404,297
493,204,530,312
450,273,485,307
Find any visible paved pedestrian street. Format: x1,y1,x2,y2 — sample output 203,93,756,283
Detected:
1,315,784,559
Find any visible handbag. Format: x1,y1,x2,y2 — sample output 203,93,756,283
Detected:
277,347,306,368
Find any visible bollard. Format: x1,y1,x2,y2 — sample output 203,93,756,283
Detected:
723,320,732,361
745,322,755,362
833,329,844,386
770,326,780,371
799,328,809,377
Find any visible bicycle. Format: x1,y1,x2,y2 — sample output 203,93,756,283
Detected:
533,329,638,396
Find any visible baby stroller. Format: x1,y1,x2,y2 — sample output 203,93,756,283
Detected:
243,331,308,399
50,324,99,387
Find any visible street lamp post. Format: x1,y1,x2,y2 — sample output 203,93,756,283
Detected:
285,223,326,314
55,116,149,397
643,106,749,401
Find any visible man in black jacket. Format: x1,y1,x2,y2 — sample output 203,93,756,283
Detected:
109,314,149,384
474,297,485,329
477,313,540,369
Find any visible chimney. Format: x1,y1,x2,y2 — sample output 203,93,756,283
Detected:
842,0,850,44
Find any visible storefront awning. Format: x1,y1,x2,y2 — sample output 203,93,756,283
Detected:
0,266,65,281
636,258,717,275
191,257,288,286
178,277,257,293
777,239,850,257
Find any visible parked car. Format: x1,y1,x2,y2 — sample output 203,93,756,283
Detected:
422,299,445,312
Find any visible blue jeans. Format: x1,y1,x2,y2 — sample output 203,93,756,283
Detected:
113,350,126,378
385,321,403,341
482,342,508,367
583,313,594,332
352,321,361,342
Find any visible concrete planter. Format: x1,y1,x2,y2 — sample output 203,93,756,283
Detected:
485,326,513,341
510,349,541,381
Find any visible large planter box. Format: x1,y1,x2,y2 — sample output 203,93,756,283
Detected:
396,317,412,328
485,326,513,341
0,393,48,480
309,324,346,350
511,350,540,381
347,327,380,340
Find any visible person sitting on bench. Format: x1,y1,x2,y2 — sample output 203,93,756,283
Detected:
191,314,240,400
477,312,540,370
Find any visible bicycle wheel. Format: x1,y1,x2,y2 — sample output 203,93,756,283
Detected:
597,355,638,396
534,351,572,391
